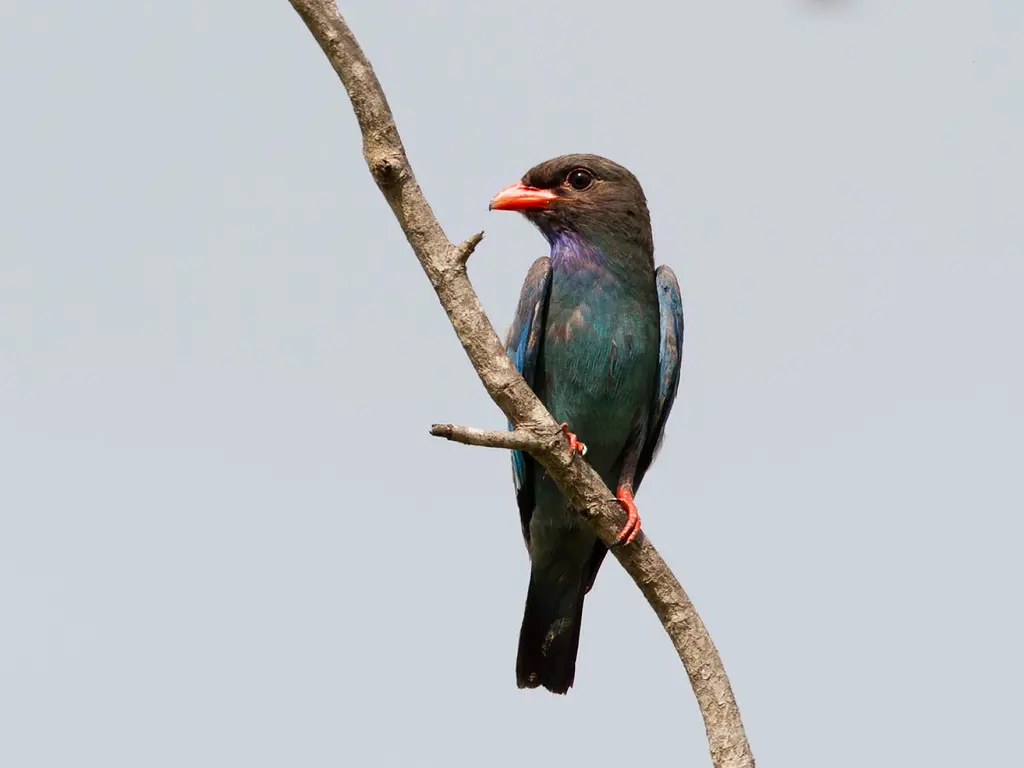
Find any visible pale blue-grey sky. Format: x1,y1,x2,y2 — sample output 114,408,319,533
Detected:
2,2,1022,766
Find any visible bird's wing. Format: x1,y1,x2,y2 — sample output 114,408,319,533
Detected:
581,266,683,595
505,257,552,549
635,265,684,490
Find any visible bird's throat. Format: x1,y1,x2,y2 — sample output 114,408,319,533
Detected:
548,230,604,270
547,229,654,290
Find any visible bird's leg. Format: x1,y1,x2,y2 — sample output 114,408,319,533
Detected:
613,484,641,545
559,422,587,458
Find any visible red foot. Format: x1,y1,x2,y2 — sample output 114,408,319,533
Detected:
559,422,587,458
614,485,642,545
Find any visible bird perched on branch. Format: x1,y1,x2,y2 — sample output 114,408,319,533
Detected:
491,154,684,694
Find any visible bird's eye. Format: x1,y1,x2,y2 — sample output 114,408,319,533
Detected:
566,168,593,191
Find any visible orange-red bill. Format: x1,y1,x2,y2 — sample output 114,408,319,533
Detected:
489,182,558,211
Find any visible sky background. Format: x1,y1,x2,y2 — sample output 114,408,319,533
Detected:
2,1,1022,766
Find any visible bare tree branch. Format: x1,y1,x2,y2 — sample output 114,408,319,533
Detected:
430,424,549,452
453,231,485,268
286,3,754,766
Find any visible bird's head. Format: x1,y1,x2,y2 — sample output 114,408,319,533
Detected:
489,154,652,253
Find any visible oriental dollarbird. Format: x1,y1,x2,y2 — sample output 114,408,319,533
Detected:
491,154,684,694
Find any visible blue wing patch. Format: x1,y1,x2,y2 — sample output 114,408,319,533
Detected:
504,257,552,547
635,265,684,489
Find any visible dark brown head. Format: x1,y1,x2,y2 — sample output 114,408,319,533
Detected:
489,154,652,253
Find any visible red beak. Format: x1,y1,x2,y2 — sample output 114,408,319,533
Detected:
489,182,558,211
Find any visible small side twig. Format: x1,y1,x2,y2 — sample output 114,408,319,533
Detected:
452,231,485,268
430,424,545,452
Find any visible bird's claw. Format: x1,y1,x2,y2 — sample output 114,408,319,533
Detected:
559,422,587,458
613,485,642,546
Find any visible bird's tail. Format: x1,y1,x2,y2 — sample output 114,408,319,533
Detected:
516,569,586,694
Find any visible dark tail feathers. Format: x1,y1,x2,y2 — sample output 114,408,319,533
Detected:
516,571,586,694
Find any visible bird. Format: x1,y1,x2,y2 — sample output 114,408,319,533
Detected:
490,154,684,694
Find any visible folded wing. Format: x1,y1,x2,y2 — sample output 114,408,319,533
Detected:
504,257,552,549
636,265,684,490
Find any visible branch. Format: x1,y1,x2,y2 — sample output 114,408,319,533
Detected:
430,424,548,452
286,3,754,766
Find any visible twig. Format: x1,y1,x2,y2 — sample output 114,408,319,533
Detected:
286,3,754,766
430,424,547,452
452,231,485,268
